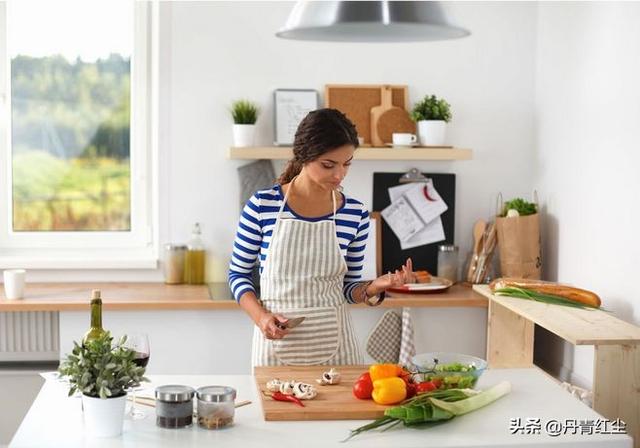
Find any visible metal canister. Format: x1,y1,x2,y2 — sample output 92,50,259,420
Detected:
196,386,236,429
155,385,195,428
163,244,187,284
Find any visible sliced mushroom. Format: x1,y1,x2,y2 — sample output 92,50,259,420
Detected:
316,367,341,385
266,378,282,392
292,382,317,400
279,380,296,396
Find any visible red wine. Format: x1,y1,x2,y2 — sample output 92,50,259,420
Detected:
133,352,150,368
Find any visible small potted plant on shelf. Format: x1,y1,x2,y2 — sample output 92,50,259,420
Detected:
58,332,148,438
231,99,259,147
411,95,452,146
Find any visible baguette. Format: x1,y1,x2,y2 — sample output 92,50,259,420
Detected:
489,277,601,308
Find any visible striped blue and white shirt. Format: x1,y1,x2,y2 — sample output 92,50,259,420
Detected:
228,184,370,303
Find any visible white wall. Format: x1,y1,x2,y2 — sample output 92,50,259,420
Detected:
26,1,537,283
534,2,640,387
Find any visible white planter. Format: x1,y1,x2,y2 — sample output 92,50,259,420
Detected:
82,394,126,438
417,120,447,146
232,124,256,147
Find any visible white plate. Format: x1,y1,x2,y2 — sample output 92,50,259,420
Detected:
387,276,453,294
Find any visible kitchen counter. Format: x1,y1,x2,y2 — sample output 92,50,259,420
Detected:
10,368,632,447
0,282,486,311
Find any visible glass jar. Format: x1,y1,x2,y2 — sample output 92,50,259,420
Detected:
437,244,459,283
196,386,236,429
155,385,195,428
163,244,187,285
185,223,206,285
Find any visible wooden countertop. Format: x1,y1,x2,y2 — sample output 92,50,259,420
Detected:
0,282,486,312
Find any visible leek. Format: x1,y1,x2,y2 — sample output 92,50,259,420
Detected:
342,382,511,441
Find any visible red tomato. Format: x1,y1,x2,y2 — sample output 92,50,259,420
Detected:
431,379,442,388
356,372,373,386
405,382,417,399
415,381,437,394
353,379,373,399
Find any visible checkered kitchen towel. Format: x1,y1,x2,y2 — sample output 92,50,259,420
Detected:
366,308,416,365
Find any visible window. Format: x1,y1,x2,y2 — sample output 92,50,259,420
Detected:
0,1,156,268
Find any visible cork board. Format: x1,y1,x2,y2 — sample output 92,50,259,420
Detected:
325,84,409,145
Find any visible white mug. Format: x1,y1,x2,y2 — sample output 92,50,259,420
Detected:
392,133,417,146
3,269,26,300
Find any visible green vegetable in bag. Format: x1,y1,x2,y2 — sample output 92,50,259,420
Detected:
500,198,537,217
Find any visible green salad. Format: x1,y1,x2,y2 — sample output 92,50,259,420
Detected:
422,362,479,389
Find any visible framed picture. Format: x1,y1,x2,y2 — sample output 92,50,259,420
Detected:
361,212,382,281
273,89,318,146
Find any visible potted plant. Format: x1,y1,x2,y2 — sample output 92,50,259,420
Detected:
411,95,452,146
231,99,259,147
58,332,148,437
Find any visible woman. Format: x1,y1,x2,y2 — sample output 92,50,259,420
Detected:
228,108,415,367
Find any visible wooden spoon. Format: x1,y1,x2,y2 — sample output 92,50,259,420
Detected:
466,220,487,282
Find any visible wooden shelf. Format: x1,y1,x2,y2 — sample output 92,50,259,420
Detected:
474,285,640,345
474,284,640,447
228,146,472,161
0,282,485,311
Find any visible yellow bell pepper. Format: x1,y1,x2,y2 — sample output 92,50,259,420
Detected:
369,363,402,382
372,377,407,405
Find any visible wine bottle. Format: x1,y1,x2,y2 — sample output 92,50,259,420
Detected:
83,289,106,344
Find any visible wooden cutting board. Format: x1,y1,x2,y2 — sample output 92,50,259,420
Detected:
370,86,402,147
377,108,416,145
254,365,390,421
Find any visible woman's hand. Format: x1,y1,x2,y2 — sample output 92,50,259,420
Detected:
257,312,290,340
368,258,416,296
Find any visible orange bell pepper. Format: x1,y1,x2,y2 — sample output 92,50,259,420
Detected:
369,363,402,382
371,377,407,405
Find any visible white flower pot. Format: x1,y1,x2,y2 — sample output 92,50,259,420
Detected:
417,120,447,146
232,124,256,147
82,394,126,438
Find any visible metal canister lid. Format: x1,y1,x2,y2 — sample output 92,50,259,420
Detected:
196,386,236,403
438,244,459,252
155,385,195,402
165,244,188,251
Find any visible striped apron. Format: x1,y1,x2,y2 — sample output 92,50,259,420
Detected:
251,181,362,367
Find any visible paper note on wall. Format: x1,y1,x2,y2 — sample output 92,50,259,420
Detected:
385,182,447,249
381,197,425,242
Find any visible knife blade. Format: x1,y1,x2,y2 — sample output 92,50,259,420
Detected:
277,316,306,330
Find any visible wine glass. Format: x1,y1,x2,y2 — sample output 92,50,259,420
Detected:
123,333,150,419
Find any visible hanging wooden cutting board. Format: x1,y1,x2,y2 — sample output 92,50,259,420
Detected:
376,107,416,145
254,365,390,421
370,86,400,147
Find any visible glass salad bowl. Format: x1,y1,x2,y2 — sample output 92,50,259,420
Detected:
411,352,487,389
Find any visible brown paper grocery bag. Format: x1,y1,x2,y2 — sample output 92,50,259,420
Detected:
495,213,542,279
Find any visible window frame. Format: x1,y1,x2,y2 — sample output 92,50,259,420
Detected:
0,2,158,269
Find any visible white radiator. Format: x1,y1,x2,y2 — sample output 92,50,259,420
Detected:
0,311,59,361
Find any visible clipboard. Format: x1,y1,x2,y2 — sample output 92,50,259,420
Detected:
373,170,456,275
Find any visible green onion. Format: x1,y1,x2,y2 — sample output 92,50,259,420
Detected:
493,287,602,310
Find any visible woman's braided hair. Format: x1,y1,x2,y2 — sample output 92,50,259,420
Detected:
277,108,359,184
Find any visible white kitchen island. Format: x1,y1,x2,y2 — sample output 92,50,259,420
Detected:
10,368,632,447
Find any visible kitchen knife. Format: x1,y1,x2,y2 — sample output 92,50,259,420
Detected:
277,316,305,330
